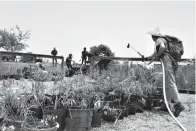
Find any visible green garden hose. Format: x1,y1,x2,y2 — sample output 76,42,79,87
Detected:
160,59,187,131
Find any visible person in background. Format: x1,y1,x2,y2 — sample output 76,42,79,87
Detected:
51,47,58,66
81,47,88,65
142,28,185,117
66,53,73,70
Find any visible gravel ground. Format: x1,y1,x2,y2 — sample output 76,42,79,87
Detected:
91,94,195,131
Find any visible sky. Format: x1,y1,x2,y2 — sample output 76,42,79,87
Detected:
0,1,195,63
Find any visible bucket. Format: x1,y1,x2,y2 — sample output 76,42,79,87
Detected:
68,107,93,131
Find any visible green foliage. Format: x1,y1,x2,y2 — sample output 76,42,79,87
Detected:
89,44,115,56
0,25,30,52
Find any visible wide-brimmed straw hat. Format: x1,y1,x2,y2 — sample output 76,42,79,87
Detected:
147,28,165,37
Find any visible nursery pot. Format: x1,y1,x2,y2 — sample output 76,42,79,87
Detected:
22,122,59,131
29,107,43,119
67,107,93,131
127,103,137,115
65,117,79,131
102,108,120,122
136,100,145,113
153,99,161,107
43,106,67,131
4,118,23,131
110,105,126,119
91,110,102,127
145,98,154,110
128,95,144,113
127,97,138,115
64,107,80,131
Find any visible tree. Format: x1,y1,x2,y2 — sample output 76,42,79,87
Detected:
89,44,115,57
0,25,30,52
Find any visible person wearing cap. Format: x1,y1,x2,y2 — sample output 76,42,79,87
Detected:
66,54,73,70
142,28,185,117
51,47,58,66
81,47,88,65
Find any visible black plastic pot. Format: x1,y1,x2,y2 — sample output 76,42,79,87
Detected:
65,118,79,131
145,98,153,110
66,107,93,131
4,118,23,131
127,103,137,115
136,100,145,113
43,106,67,131
153,99,162,107
124,106,129,117
23,122,59,131
102,109,118,122
91,110,102,127
117,106,126,119
129,94,145,113
107,104,126,119
29,107,43,119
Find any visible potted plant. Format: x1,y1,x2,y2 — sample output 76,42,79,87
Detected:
91,93,104,127
102,102,122,122
20,81,61,131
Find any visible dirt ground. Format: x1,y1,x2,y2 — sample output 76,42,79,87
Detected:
91,94,195,131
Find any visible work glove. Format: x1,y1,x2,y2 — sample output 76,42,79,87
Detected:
142,55,148,62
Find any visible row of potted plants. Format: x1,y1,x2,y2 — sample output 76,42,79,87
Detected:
0,62,164,131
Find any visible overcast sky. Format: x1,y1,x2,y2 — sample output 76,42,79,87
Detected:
0,1,195,63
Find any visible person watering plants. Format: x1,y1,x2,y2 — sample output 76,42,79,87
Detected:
142,28,185,117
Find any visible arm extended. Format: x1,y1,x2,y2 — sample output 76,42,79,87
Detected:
146,38,166,60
